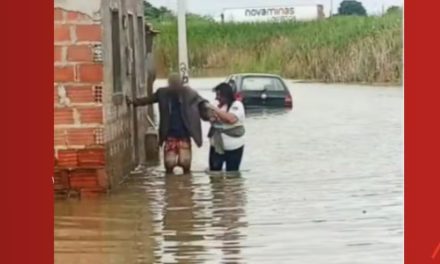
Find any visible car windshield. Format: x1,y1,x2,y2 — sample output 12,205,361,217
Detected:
241,76,285,91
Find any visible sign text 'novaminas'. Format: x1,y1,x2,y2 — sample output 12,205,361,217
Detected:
244,8,295,17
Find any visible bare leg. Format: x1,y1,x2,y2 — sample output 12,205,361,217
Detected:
178,141,192,174
164,147,178,174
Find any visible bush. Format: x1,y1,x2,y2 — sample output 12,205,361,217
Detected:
338,0,367,16
386,6,402,15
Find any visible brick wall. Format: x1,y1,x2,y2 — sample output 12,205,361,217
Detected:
54,0,153,197
54,7,107,196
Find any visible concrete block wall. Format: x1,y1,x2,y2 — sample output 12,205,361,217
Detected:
101,0,150,187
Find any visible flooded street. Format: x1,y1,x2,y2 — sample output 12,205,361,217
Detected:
55,79,403,264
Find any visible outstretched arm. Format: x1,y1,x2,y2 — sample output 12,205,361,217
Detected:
129,91,158,106
184,88,216,121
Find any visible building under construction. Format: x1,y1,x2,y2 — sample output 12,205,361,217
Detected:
54,0,159,197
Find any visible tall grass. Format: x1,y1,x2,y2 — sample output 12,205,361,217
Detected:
153,13,402,84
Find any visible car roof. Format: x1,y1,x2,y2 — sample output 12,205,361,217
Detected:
229,73,283,78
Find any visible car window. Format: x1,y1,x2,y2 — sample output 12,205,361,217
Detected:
241,77,285,91
228,77,238,91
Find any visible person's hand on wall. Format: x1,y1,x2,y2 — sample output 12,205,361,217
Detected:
126,96,133,106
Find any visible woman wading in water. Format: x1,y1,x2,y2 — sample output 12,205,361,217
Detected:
208,83,246,172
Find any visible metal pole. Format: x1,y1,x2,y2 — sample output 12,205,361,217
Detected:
177,0,189,84
330,0,333,16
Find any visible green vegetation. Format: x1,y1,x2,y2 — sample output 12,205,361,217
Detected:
338,0,367,16
386,6,403,15
144,1,213,24
152,12,402,84
144,1,173,20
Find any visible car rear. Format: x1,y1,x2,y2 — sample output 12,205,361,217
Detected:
235,75,292,109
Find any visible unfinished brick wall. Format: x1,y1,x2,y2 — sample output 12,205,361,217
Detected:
54,7,107,196
54,0,154,197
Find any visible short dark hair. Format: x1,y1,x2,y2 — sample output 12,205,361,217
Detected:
213,82,235,109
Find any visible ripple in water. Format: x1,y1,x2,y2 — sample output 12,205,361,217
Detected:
55,80,403,264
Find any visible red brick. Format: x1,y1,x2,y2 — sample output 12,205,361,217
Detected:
66,11,92,22
76,24,101,42
67,128,95,146
78,148,105,167
54,85,58,104
57,149,78,168
54,9,64,21
54,65,75,82
80,187,106,198
78,107,103,124
70,169,98,188
96,168,108,188
71,168,96,177
65,85,94,103
53,169,70,189
54,129,67,146
78,64,103,83
54,108,74,125
67,45,93,62
54,46,63,62
54,24,71,42
70,178,98,188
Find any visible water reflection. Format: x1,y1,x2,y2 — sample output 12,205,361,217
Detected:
160,174,206,263
150,173,247,263
209,174,247,264
245,107,291,118
54,176,156,264
55,82,403,263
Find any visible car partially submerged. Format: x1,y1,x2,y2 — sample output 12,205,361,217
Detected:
224,73,293,109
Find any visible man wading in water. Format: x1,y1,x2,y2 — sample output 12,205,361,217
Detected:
129,73,211,174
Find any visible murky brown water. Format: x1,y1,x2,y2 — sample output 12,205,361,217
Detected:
55,79,403,264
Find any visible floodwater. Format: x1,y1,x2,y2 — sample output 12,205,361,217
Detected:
55,79,403,264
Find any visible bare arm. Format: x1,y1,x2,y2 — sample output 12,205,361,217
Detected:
211,106,238,124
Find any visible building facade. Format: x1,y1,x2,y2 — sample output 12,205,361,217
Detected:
54,0,157,197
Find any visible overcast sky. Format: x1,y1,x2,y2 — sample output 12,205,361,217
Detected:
146,0,403,17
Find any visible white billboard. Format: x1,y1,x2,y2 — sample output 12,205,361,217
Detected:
222,5,325,23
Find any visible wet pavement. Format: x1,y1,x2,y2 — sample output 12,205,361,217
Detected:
55,79,403,263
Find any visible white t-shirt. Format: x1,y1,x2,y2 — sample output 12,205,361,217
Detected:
211,100,246,151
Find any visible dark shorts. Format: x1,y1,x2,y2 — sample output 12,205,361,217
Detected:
209,146,244,172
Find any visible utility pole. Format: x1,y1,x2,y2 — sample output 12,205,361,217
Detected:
177,0,189,84
330,0,333,17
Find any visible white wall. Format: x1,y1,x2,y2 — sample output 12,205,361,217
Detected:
222,5,323,23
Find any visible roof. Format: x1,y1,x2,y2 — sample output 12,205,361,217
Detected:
230,73,283,78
